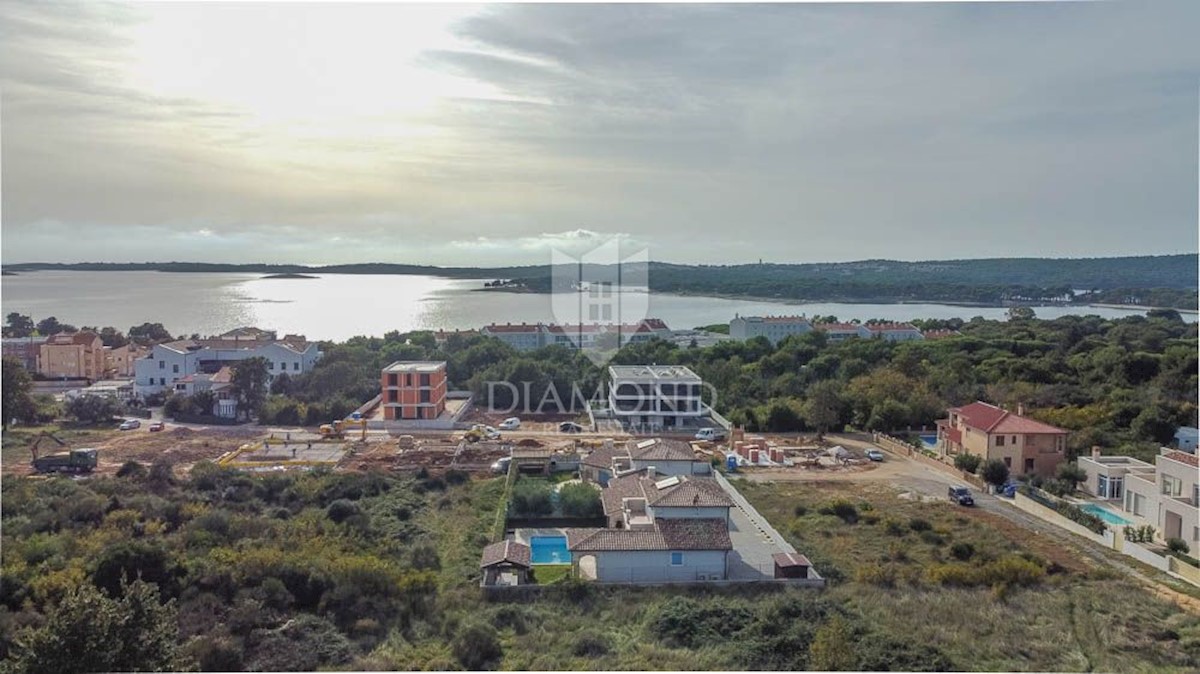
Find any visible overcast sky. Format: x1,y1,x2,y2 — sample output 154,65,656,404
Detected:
1,1,1197,266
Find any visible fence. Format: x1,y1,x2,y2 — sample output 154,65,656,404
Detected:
170,413,244,426
1168,556,1200,584
873,432,984,489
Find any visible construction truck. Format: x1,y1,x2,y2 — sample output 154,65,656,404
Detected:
319,418,368,441
30,432,98,474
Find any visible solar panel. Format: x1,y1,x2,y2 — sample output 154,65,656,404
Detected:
655,476,681,490
636,439,657,449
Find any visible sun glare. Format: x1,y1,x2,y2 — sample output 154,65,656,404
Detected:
123,3,496,134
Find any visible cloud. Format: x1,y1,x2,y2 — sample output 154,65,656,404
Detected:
1,2,1197,266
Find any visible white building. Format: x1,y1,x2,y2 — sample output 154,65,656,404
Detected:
813,322,873,341
865,322,926,342
608,365,704,431
482,319,673,352
729,315,813,344
134,329,320,397
1080,447,1200,548
481,322,547,351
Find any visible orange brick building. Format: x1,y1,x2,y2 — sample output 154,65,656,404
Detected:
381,361,447,421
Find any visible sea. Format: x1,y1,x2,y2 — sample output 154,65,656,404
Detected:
0,271,1190,342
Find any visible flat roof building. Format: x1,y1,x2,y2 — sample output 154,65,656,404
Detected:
381,361,447,421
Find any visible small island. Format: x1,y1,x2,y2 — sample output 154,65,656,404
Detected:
262,273,317,280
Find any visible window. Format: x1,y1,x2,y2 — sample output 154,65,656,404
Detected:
996,436,1005,447
173,364,179,373
293,362,299,371
1163,476,1183,497
1011,436,1017,445
159,360,165,369
267,361,274,370
1024,458,1034,473
670,552,684,566
159,377,166,386
420,373,430,387
420,389,431,403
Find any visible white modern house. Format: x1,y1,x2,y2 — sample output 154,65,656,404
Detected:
729,315,813,344
582,438,711,486
813,322,873,341
482,319,673,351
608,365,704,431
1080,447,1200,548
134,329,321,397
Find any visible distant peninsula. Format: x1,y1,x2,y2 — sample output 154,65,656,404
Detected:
4,255,1197,310
262,273,317,280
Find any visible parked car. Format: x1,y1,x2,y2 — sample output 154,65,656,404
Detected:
948,485,975,506
694,427,727,442
498,417,521,430
559,421,584,434
148,421,165,432
118,419,141,431
491,456,512,474
865,449,885,462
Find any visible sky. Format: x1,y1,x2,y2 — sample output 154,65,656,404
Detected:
1,1,1198,267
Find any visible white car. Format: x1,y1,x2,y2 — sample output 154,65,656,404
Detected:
491,456,512,474
498,417,521,430
865,449,885,462
118,419,141,431
694,427,726,442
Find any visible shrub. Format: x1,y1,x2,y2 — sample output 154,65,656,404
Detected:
453,622,502,670
1167,538,1190,554
325,499,362,524
953,453,981,474
919,530,945,546
444,469,470,486
908,518,931,532
854,563,897,588
572,632,611,657
949,542,975,561
116,461,147,479
883,519,905,536
818,500,859,524
509,480,554,517
558,482,603,518
649,596,754,649
793,504,808,517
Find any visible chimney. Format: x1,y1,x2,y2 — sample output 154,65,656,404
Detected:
1016,402,1026,416
1091,446,1101,459
646,465,656,477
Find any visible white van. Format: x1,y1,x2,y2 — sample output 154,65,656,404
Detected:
694,428,726,442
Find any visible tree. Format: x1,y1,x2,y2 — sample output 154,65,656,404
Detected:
2,357,35,428
4,312,35,337
98,327,128,348
66,395,123,424
128,322,173,344
5,580,178,674
36,316,75,335
453,622,502,670
803,380,845,439
231,357,270,421
1007,306,1036,320
1056,462,1088,493
953,453,982,474
980,459,1010,490
1131,406,1178,445
192,390,216,416
808,615,856,671
764,399,805,432
559,482,603,517
270,371,294,395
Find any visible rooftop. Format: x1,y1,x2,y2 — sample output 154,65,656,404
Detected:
568,518,732,552
609,364,701,381
949,401,1068,435
772,552,813,568
382,361,446,373
480,540,532,568
627,438,698,462
1162,450,1199,468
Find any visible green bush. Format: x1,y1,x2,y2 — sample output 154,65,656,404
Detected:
818,500,859,524
572,631,611,657
325,499,362,524
793,504,808,517
1166,538,1190,554
908,518,931,532
953,453,981,474
980,459,1010,489
452,622,502,670
558,482,603,518
883,519,905,536
509,479,554,517
949,542,975,561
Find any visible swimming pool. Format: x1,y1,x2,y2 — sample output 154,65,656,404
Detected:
919,433,938,449
1078,503,1132,526
530,535,570,565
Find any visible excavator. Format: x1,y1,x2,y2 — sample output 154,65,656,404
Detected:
319,418,368,441
30,431,98,474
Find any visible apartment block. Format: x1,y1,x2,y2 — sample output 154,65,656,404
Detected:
381,361,448,421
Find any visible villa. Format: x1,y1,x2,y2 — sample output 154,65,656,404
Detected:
581,438,711,486
936,401,1069,477
1080,447,1199,549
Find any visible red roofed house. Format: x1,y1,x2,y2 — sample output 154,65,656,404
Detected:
865,322,925,342
937,401,1069,476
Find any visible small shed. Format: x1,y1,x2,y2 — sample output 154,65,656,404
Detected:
480,540,532,586
511,447,554,476
772,552,812,579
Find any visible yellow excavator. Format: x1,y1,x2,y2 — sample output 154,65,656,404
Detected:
319,418,368,441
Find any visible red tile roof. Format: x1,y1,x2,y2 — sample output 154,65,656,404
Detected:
815,322,864,331
1162,451,1199,468
568,518,732,552
639,318,670,331
922,329,962,339
866,322,919,332
483,323,543,333
949,401,1067,435
772,552,812,568
480,540,532,568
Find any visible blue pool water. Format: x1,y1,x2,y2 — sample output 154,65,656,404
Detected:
919,433,938,449
1079,503,1132,526
530,535,570,565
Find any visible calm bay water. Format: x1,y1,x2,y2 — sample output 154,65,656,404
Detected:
0,271,1185,342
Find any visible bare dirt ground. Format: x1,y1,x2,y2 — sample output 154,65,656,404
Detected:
460,408,589,433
